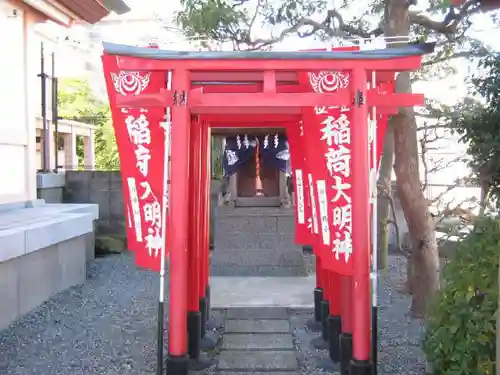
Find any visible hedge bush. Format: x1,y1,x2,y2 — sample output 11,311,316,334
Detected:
423,218,498,375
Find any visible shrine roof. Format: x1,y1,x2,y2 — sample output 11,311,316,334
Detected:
102,42,435,60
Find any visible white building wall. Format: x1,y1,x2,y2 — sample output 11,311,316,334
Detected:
0,2,37,204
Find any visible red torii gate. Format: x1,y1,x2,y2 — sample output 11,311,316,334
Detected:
103,42,434,375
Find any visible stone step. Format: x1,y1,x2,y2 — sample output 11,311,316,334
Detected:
216,216,279,233
226,307,288,320
217,350,298,371
209,277,315,308
216,207,295,217
210,264,308,277
210,248,305,267
222,333,294,350
214,233,298,250
212,206,303,278
216,216,296,234
225,319,290,333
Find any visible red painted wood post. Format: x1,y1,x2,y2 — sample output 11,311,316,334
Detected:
316,257,323,288
314,256,324,323
350,67,372,375
327,272,342,362
204,124,211,292
166,69,190,375
328,272,342,316
312,265,331,349
199,120,211,329
187,116,202,359
340,276,353,373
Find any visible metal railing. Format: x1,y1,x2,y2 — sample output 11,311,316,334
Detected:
38,42,59,173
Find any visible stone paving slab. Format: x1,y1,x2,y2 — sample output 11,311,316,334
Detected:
218,350,298,370
226,307,288,319
210,264,308,277
216,206,294,217
212,206,307,277
277,218,296,234
217,215,296,234
225,319,290,333
222,333,294,350
216,216,279,233
210,276,315,308
214,233,299,250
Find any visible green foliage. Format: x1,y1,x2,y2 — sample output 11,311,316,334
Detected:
174,0,489,84
211,136,224,179
58,78,119,170
94,117,121,170
454,53,500,203
176,0,250,47
423,217,498,375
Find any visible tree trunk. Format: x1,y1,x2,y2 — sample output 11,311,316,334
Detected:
385,0,440,317
496,255,500,375
377,121,395,270
495,259,500,375
393,72,440,317
478,169,490,216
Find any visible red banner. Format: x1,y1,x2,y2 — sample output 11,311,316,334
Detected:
298,47,393,274
301,118,323,250
101,54,168,272
287,122,317,246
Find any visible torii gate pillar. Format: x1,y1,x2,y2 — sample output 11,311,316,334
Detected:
167,69,190,375
350,68,372,375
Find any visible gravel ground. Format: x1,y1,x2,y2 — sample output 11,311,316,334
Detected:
0,252,426,375
0,253,224,375
290,254,426,375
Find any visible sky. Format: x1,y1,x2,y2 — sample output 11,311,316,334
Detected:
75,0,498,133
29,0,495,199
92,0,498,107
129,0,500,48
99,0,496,190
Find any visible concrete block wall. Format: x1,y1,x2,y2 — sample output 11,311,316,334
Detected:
64,171,409,249
64,171,125,236
37,172,65,203
65,171,222,238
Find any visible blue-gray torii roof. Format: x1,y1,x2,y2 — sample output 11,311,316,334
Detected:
102,42,435,60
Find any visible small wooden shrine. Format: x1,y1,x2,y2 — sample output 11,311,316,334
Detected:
214,127,290,207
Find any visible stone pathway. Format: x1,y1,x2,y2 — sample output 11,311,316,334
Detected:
211,207,308,277
210,275,315,308
216,307,300,374
0,205,426,375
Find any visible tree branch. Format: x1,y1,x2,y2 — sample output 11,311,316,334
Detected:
408,0,481,35
245,0,263,43
245,8,374,49
243,0,483,50
422,49,489,66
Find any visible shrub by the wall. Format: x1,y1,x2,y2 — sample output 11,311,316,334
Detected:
423,218,498,375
